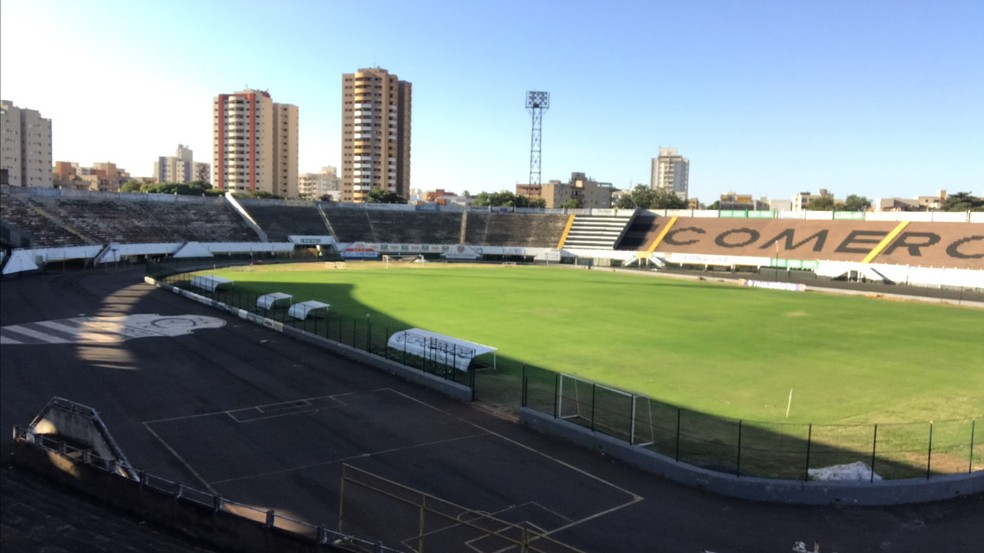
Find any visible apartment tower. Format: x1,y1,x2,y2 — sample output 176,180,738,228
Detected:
650,147,689,199
213,89,298,197
341,68,412,202
0,100,52,187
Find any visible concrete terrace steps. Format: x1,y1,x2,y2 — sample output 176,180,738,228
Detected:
561,215,634,249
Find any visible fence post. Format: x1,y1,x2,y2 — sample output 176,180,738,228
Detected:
629,395,636,445
871,424,878,483
338,468,346,533
554,372,561,418
590,383,596,432
736,420,742,477
804,424,813,481
927,421,934,479
675,408,681,462
418,496,426,553
522,366,527,407
970,419,977,474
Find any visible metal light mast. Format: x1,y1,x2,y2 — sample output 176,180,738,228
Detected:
526,91,550,186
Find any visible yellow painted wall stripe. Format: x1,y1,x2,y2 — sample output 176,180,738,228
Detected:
862,221,909,263
556,214,576,249
643,216,678,255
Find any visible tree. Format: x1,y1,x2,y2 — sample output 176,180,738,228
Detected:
841,194,872,212
650,188,688,209
319,194,334,202
559,198,579,209
366,187,407,204
119,180,143,193
940,192,984,212
805,196,836,211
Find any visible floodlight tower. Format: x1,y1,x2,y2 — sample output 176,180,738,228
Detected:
526,91,550,186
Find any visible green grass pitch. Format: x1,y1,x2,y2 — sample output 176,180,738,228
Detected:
209,262,984,426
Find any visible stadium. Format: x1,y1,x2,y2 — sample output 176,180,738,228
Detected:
1,185,983,553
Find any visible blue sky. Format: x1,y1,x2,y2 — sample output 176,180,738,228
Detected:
2,0,982,201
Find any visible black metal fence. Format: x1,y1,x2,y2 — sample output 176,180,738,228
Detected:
159,270,475,391
522,366,982,481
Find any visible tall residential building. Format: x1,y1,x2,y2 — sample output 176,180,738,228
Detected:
154,144,211,184
0,100,52,187
341,68,412,202
650,147,689,199
213,89,298,197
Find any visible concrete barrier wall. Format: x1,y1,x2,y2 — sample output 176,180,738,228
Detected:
146,277,474,403
520,408,984,506
11,440,342,553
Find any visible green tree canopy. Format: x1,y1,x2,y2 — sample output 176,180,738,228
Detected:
615,185,687,209
120,181,216,196
940,192,984,212
805,196,836,211
366,187,408,204
471,190,543,208
841,194,872,212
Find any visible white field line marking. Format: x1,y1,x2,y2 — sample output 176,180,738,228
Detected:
142,421,218,495
3,324,65,343
140,389,381,425
208,432,488,486
382,388,645,536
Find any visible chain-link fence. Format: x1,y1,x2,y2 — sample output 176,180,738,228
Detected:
157,266,475,391
522,365,982,481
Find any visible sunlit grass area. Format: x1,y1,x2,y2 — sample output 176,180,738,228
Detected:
209,262,984,426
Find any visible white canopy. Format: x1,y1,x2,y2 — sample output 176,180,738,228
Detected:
257,292,293,310
288,300,330,320
190,275,232,292
388,328,497,372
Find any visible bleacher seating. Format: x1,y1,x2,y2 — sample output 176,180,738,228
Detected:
479,212,569,247
615,212,659,250
365,210,462,244
321,206,375,243
238,200,329,241
0,188,259,248
1,187,87,247
140,199,257,243
28,197,182,244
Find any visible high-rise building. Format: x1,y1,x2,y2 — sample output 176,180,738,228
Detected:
213,89,298,197
0,100,52,187
650,147,689,199
341,68,412,202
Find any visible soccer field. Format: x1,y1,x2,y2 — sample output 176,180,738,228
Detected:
208,262,984,426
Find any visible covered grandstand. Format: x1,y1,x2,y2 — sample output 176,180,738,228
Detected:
1,185,981,289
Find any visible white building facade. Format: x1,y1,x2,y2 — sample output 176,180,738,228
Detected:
650,147,689,199
0,100,52,187
298,166,342,200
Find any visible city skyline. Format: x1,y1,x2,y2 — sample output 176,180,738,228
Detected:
1,0,982,202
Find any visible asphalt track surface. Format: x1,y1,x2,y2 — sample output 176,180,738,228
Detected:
1,268,982,553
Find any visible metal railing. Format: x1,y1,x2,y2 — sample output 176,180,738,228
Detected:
522,366,982,481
